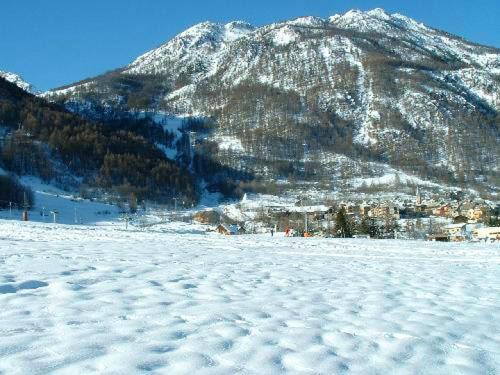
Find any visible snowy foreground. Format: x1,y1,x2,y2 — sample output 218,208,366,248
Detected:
0,220,499,374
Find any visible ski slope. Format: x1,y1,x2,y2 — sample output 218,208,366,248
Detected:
0,220,499,374
0,177,120,226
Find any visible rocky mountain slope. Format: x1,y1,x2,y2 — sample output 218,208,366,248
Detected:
0,70,36,93
46,9,500,196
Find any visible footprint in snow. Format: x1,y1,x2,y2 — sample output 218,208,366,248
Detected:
0,280,49,294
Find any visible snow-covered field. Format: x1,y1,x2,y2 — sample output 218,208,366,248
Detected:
0,220,499,374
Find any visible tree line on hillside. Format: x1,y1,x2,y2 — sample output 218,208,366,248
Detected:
51,71,172,114
0,174,34,209
0,77,197,205
160,29,499,192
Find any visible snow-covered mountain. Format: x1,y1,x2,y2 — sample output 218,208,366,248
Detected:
0,70,35,93
46,9,500,194
127,21,256,76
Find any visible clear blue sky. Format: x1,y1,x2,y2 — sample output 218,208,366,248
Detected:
1,0,498,91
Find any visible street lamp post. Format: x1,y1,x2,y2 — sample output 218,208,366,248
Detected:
303,143,308,181
173,197,178,213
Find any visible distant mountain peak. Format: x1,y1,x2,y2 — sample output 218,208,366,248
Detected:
0,70,36,93
330,8,391,20
329,8,429,35
366,8,391,18
287,16,325,27
225,20,255,30
171,20,254,45
223,21,256,42
126,19,255,75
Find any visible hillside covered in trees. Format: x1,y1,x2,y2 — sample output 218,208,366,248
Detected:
0,77,197,205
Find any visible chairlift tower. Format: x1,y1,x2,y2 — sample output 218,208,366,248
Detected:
51,210,59,224
188,131,196,171
22,192,29,221
303,143,308,182
299,198,308,235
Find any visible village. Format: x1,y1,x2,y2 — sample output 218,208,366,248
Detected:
2,178,499,243
195,188,500,243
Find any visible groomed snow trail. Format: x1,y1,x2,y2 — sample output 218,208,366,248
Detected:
0,220,499,374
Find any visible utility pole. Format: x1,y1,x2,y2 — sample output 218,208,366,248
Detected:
300,198,308,235
22,192,29,221
188,131,196,171
189,131,196,154
303,143,308,182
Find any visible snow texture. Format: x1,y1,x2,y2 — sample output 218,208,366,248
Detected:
214,135,245,152
0,220,499,374
349,170,442,189
271,26,300,46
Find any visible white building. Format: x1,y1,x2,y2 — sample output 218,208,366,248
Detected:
473,227,500,241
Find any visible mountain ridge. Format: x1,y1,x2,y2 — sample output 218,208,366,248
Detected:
42,8,500,198
0,70,37,94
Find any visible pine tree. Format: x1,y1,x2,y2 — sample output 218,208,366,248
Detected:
357,216,379,238
334,207,353,238
128,192,138,213
383,211,397,239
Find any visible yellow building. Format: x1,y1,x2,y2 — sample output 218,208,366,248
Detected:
467,208,485,221
369,204,400,220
